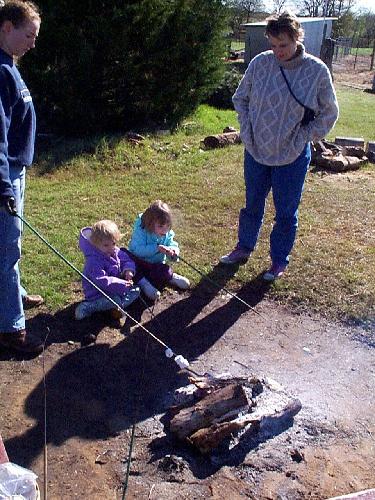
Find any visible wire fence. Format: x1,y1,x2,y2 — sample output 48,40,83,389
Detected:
334,36,375,70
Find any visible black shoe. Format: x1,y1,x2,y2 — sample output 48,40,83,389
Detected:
0,330,43,354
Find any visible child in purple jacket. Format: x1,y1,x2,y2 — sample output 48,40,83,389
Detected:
75,219,141,320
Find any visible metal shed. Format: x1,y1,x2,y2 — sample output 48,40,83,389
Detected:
242,17,337,64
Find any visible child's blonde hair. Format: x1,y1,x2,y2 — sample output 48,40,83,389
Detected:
141,200,172,232
90,220,122,246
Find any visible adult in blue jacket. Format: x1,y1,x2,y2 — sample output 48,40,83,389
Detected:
0,1,43,353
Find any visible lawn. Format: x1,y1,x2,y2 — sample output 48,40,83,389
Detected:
21,85,375,324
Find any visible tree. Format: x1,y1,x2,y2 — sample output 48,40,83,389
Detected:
272,0,288,14
297,0,357,17
21,0,228,135
361,11,375,45
227,0,265,24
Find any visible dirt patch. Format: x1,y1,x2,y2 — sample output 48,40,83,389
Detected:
0,276,374,499
333,56,374,90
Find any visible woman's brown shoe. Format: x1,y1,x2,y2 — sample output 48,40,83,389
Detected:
22,294,44,309
0,330,44,354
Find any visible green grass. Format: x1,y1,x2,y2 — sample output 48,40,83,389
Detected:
332,86,375,141
21,89,375,324
230,41,245,51
349,47,373,56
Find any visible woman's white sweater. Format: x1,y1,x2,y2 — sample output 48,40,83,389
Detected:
232,43,339,165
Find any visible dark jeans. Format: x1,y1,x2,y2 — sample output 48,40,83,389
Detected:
238,144,311,267
123,249,173,290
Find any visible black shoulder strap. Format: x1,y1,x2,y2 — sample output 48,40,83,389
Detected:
280,66,305,109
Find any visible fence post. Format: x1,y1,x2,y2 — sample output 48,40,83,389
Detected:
371,38,375,71
354,37,359,70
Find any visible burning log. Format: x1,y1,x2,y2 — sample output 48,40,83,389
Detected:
169,383,249,440
189,374,263,396
167,374,302,455
188,418,259,454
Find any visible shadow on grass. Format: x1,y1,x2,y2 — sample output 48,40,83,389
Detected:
4,263,272,476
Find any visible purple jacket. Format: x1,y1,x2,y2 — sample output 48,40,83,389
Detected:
79,227,136,301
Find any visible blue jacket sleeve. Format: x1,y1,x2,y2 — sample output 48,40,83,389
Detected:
0,68,14,199
128,224,159,259
163,229,180,260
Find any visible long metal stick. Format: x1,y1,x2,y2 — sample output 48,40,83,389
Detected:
42,329,50,500
177,254,266,319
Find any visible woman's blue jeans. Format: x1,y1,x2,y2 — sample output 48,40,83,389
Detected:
0,166,26,333
238,145,311,267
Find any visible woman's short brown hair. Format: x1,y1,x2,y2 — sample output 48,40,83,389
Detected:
0,0,41,28
265,11,304,42
141,200,172,232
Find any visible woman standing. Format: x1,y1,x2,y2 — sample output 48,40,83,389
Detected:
0,1,43,353
220,12,339,280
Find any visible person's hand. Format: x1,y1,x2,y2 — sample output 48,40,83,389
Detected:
1,196,17,216
158,245,176,258
123,270,134,281
123,279,134,287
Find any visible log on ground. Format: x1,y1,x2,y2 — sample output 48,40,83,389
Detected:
203,132,241,149
169,383,249,440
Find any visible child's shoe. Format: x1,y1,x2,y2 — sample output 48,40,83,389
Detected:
170,273,190,290
138,278,161,301
81,333,97,346
263,263,287,281
110,308,123,320
75,301,93,320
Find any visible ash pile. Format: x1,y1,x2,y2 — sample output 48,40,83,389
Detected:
165,373,302,456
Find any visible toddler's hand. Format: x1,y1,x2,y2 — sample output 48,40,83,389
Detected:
158,245,176,258
157,245,169,255
122,270,134,280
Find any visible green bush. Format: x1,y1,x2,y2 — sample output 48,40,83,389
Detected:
206,67,242,109
22,0,227,135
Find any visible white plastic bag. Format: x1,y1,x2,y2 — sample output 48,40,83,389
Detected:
0,462,39,500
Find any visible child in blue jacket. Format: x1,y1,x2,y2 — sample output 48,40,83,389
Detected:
127,200,190,299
